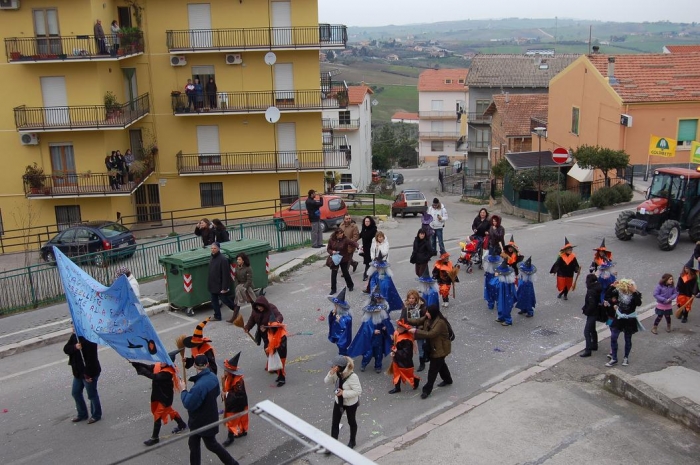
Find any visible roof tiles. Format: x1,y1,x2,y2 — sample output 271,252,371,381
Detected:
485,94,549,137
391,112,419,120
347,85,373,105
664,44,700,53
418,68,469,92
466,54,579,88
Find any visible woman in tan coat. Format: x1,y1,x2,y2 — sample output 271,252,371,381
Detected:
408,303,453,399
226,252,256,323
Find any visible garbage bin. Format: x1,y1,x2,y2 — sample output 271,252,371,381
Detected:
219,238,272,292
158,247,213,309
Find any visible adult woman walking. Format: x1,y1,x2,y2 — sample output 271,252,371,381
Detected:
326,228,355,295
487,214,505,256
324,355,362,450
410,229,433,278
358,216,377,282
226,252,256,323
471,208,490,263
408,304,453,399
604,279,642,367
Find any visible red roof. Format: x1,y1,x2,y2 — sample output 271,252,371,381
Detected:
588,53,700,103
418,68,469,92
391,112,419,120
484,94,548,137
664,45,700,54
347,85,373,105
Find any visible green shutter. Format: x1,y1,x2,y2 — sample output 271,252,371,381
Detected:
678,119,698,142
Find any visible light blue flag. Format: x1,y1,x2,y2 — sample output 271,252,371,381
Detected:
54,246,173,366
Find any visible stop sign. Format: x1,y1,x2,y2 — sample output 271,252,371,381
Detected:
552,147,569,164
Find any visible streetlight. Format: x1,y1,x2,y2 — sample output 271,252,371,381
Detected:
534,127,547,223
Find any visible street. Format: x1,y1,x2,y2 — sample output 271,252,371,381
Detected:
0,168,696,465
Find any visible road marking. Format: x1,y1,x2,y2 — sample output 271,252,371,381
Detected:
6,449,54,465
564,207,631,222
411,401,453,424
397,259,410,264
110,412,152,429
291,286,312,295
545,341,574,354
480,368,518,387
0,318,72,340
528,225,546,230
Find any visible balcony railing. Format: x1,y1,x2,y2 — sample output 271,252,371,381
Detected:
176,150,350,175
419,111,457,120
23,168,154,198
14,93,150,132
466,112,492,124
419,131,461,140
172,90,341,114
322,118,360,130
467,140,490,152
5,31,144,63
166,24,347,52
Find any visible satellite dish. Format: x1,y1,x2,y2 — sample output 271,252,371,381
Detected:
264,52,277,66
265,106,281,124
371,99,379,106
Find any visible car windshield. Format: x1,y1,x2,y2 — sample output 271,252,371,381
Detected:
405,193,424,200
99,223,129,238
328,199,344,211
649,173,683,200
289,199,303,211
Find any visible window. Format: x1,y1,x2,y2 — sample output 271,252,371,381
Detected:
475,99,491,115
200,182,223,207
475,128,491,148
571,107,580,135
458,78,465,84
431,141,444,151
444,79,452,84
340,174,352,183
431,100,443,111
279,180,298,205
678,119,698,147
55,206,81,231
339,110,351,125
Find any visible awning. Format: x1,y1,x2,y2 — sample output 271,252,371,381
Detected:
505,151,573,170
567,163,594,183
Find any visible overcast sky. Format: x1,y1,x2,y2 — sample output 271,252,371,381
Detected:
318,0,699,27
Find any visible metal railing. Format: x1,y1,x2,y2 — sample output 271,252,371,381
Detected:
418,111,456,119
419,131,461,140
466,140,490,152
22,169,154,198
171,89,341,114
322,119,360,130
165,24,347,52
466,112,492,124
14,93,150,131
5,31,144,62
176,150,350,174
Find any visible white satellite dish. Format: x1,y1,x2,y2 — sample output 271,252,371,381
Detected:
371,99,379,106
265,106,281,123
264,52,277,66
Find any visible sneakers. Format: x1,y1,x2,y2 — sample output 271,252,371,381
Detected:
606,353,613,360
501,321,512,326
622,357,629,366
442,302,449,307
360,365,366,372
143,438,159,447
172,425,187,434
605,359,618,367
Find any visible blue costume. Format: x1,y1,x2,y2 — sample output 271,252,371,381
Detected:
515,257,537,317
367,252,403,312
597,262,616,304
417,267,440,308
327,288,353,356
347,286,394,372
484,253,502,310
496,261,517,326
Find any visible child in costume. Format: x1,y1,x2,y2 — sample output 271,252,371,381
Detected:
589,238,612,273
221,352,249,447
495,261,517,326
432,252,459,308
131,350,188,446
263,315,288,387
365,251,403,312
328,288,353,356
180,318,217,374
502,235,523,279
403,289,427,372
597,261,616,304
416,268,440,308
484,251,502,310
549,237,580,301
347,286,395,373
515,257,537,318
676,258,698,324
388,308,421,394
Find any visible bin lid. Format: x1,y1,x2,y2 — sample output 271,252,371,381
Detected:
219,238,272,257
158,247,214,267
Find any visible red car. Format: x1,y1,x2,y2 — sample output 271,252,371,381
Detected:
273,195,347,232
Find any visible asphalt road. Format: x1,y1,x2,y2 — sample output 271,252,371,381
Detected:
0,185,694,464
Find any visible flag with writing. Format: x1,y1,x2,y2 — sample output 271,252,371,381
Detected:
54,247,173,366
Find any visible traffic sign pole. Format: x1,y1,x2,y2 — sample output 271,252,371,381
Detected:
551,148,570,219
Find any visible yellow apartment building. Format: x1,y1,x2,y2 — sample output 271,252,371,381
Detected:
0,0,347,245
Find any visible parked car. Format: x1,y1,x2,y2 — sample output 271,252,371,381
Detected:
391,189,428,217
273,195,347,232
332,183,359,198
390,172,404,185
437,155,450,166
41,221,137,266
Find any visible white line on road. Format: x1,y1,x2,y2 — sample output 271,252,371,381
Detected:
411,401,453,424
397,259,410,264
528,225,546,230
564,207,630,222
6,449,54,465
480,368,518,387
0,318,71,340
291,286,312,295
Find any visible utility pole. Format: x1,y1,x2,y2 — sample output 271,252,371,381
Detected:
534,127,546,223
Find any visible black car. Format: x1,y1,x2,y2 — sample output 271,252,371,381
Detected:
41,221,137,266
437,155,450,166
390,173,404,185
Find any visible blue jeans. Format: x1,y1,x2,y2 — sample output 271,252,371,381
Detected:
431,228,445,255
72,376,102,420
609,327,633,361
211,292,236,320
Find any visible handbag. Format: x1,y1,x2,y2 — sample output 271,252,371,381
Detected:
267,352,283,372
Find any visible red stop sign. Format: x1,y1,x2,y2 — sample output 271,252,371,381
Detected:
552,147,569,164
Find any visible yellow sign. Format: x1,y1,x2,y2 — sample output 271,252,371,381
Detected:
648,135,677,158
691,141,700,164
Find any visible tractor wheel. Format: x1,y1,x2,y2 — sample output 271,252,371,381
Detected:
614,210,635,241
689,216,700,242
658,220,681,251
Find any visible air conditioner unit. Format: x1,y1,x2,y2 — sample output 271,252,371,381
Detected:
20,133,38,145
0,0,20,10
620,114,633,127
170,55,187,67
225,54,242,65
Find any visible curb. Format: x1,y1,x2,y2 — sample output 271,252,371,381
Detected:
267,248,326,281
0,302,170,360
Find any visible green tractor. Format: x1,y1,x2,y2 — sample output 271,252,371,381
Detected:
615,168,700,251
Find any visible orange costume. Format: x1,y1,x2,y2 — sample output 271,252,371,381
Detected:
264,316,288,387
183,318,217,374
676,264,697,322
549,237,580,300
221,352,249,447
433,253,458,306
388,317,420,394
590,238,613,273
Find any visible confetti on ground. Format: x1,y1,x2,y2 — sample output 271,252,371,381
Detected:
305,369,322,374
494,347,503,352
287,355,312,365
2,409,7,413
295,331,314,335
318,316,326,321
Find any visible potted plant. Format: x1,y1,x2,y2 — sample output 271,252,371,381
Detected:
335,89,349,107
10,52,21,61
58,53,67,60
24,163,45,193
104,91,121,119
128,160,148,182
79,170,92,179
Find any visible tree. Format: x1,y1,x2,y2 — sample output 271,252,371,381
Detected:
573,145,630,186
491,158,514,181
371,123,418,170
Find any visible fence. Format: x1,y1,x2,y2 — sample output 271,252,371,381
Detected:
439,167,490,198
0,218,309,316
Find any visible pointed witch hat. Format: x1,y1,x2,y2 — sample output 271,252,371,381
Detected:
223,351,243,375
327,287,350,308
593,238,613,259
396,306,412,330
262,312,287,329
518,256,537,275
685,256,699,271
560,236,576,251
495,260,513,276
372,250,390,268
417,266,437,283
183,318,211,347
505,235,519,253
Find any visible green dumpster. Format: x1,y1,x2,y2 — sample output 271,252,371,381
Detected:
219,238,272,291
158,247,213,309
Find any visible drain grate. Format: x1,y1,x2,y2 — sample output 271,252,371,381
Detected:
531,327,557,337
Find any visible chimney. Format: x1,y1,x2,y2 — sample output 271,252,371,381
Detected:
607,57,618,85
505,92,510,104
592,45,600,54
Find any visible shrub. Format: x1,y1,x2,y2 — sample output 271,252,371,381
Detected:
612,183,633,203
590,187,617,209
544,190,581,219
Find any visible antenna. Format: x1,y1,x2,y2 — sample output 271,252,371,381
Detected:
588,25,592,55
554,17,558,54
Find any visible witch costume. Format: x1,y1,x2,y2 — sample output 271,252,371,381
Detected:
416,267,440,308
549,237,580,300
367,251,403,312
597,261,616,304
484,252,502,310
388,309,421,394
347,286,395,373
495,261,517,326
328,288,353,356
221,352,248,446
515,257,537,317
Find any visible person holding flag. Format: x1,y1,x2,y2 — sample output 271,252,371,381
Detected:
64,324,102,424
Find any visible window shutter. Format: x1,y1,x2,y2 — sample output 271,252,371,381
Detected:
678,119,698,142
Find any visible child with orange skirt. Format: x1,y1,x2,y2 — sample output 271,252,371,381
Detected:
388,310,420,394
221,352,248,447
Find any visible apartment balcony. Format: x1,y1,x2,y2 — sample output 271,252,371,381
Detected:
172,89,342,115
23,169,154,199
467,140,490,153
419,131,461,141
418,111,457,120
14,93,150,132
5,31,144,63
466,112,493,124
322,118,359,131
166,24,347,53
176,149,350,175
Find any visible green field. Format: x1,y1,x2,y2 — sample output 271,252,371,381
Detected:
369,84,418,123
323,61,419,86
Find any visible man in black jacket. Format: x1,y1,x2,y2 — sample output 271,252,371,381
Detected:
305,189,324,248
208,242,237,321
63,325,102,424
181,355,238,465
580,274,602,357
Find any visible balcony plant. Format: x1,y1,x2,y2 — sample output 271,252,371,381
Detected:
104,91,121,119
128,160,150,183
24,163,45,193
335,89,349,107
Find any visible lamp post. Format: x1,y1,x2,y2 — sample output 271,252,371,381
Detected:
534,127,547,223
